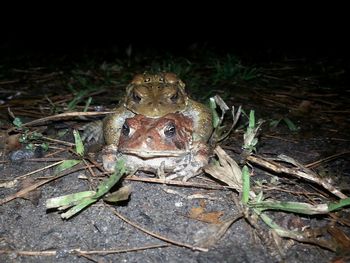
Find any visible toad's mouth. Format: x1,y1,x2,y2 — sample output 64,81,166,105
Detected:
119,148,188,159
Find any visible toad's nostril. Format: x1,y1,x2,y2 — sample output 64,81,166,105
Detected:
146,136,153,143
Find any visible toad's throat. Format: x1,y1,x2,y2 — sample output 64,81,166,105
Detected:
119,149,188,159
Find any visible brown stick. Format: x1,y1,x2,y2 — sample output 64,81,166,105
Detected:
108,205,208,252
20,111,113,127
305,151,350,168
246,155,347,199
73,244,168,255
124,175,233,190
0,244,168,257
0,165,84,205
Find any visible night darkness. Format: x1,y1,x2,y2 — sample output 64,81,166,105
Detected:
1,5,349,63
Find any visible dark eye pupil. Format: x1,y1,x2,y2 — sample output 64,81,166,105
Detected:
122,123,130,136
164,123,176,138
170,92,178,103
132,92,141,103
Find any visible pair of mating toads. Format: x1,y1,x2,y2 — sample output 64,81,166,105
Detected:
82,72,213,181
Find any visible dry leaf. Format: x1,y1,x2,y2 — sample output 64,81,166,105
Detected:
188,206,224,224
296,100,312,114
103,185,132,203
189,206,204,218
5,133,21,151
19,178,42,205
194,216,240,248
328,225,350,252
204,146,242,190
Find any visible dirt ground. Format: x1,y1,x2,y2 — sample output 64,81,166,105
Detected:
1,48,349,263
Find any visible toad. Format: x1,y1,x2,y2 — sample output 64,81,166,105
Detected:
82,72,212,146
102,113,210,181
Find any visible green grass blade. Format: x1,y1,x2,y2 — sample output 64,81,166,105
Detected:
209,97,220,128
248,110,255,130
94,159,127,199
55,160,81,173
61,198,97,219
73,129,84,156
46,191,96,208
242,165,250,204
250,200,334,215
283,117,298,131
83,97,92,112
256,209,300,238
328,197,350,212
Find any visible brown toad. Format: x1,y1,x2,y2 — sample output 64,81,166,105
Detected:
102,113,209,181
82,72,212,146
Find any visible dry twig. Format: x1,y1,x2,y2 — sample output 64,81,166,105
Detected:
18,111,113,128
108,204,208,252
125,175,233,190
247,155,347,199
305,151,350,168
0,165,84,205
0,244,168,257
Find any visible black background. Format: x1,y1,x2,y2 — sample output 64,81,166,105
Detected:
1,4,349,60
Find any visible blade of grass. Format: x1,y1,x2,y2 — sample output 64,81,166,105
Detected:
328,197,350,212
241,166,250,204
83,97,92,112
61,198,97,219
46,191,96,209
254,208,337,251
73,129,84,156
55,160,81,173
249,198,350,215
283,117,298,131
93,160,127,199
209,97,220,128
46,160,128,219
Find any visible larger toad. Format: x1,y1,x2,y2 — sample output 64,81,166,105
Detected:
102,113,210,181
82,72,213,146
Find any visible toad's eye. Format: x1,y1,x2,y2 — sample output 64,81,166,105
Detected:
132,92,141,103
122,123,130,136
164,123,176,138
170,91,179,103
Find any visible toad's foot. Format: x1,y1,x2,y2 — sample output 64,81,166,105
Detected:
157,161,167,180
80,120,104,143
101,144,118,172
165,161,203,182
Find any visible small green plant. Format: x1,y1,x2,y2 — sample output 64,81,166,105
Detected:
240,67,260,81
13,117,23,128
66,72,100,110
46,160,129,219
66,85,92,111
270,117,299,132
212,54,260,84
209,95,241,144
149,57,194,79
12,117,48,152
240,153,350,251
46,130,131,219
243,110,264,154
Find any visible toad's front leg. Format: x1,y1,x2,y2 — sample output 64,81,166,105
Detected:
166,142,210,182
